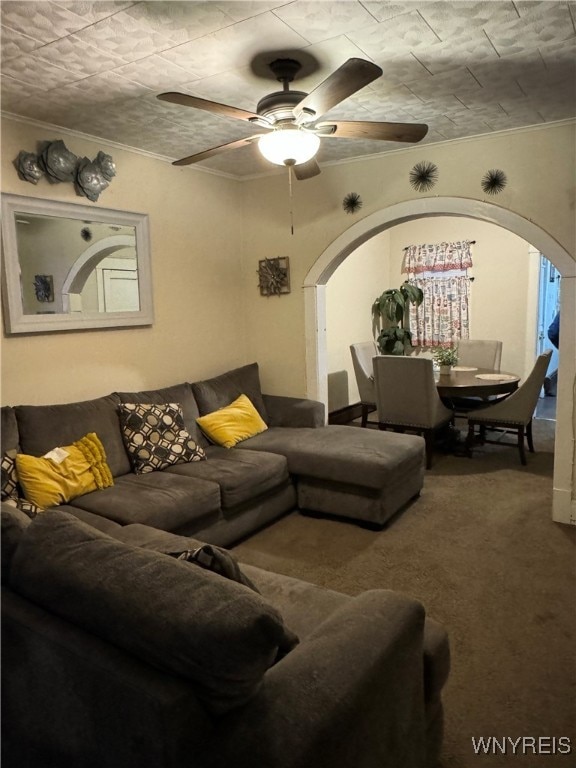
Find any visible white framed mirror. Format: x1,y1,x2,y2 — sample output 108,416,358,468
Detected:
1,193,154,334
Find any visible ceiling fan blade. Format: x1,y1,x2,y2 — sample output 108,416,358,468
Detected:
316,120,429,143
294,159,321,180
293,58,382,122
172,136,260,166
158,92,262,122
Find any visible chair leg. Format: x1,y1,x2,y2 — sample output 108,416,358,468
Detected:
465,423,475,458
526,419,535,453
518,427,527,466
361,404,369,428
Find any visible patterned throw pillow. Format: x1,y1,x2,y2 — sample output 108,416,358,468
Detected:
2,451,43,519
1,452,19,502
118,403,206,474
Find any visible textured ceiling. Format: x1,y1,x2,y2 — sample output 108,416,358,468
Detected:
1,0,575,178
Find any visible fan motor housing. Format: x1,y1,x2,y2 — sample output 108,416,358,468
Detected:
257,90,307,123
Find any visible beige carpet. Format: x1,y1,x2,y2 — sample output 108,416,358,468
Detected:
234,419,576,767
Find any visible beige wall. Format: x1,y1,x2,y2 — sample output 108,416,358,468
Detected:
241,122,575,397
325,230,390,407
326,219,540,408
1,117,247,404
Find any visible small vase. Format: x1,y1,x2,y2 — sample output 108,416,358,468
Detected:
439,365,452,375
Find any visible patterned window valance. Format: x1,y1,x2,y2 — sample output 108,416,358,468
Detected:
404,241,473,274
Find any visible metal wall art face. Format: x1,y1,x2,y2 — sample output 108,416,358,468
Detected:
13,140,116,202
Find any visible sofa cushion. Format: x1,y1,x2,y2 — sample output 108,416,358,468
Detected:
15,433,114,509
164,445,289,511
1,406,20,455
196,394,268,448
117,403,205,474
1,451,19,501
16,395,131,478
68,471,221,532
116,382,207,447
10,510,298,714
1,502,32,583
191,363,268,421
239,425,425,490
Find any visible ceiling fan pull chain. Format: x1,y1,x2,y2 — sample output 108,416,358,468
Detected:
287,162,294,235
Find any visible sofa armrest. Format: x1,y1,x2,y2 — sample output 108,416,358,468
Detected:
217,589,428,768
263,393,325,428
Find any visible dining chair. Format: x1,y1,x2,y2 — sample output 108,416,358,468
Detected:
373,355,454,469
456,339,502,371
350,341,379,427
450,339,504,415
465,350,552,465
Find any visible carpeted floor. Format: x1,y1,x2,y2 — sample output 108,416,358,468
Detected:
233,418,576,767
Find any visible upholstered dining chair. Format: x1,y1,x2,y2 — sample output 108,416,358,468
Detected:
456,339,503,371
350,341,379,427
465,350,552,465
373,356,454,469
450,339,504,415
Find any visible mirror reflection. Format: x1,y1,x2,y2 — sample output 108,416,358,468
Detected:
15,213,139,316
1,194,153,335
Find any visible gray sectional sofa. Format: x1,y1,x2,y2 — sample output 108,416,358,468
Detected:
1,362,449,768
2,363,426,538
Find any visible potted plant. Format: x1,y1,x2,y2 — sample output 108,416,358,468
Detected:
432,347,458,374
372,282,423,355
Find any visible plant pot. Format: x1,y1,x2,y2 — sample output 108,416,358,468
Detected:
439,365,452,375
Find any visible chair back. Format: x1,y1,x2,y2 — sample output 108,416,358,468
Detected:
475,350,552,424
457,339,502,371
373,355,449,428
350,342,379,404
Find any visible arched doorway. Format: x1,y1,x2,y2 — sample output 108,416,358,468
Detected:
303,197,575,525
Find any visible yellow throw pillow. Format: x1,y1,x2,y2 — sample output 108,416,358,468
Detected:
196,394,268,449
16,432,114,509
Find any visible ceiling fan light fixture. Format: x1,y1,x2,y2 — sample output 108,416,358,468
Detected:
258,129,320,167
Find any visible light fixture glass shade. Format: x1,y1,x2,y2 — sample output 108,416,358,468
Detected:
258,129,320,166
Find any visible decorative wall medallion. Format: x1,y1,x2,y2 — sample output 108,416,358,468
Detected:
409,161,438,192
15,151,44,184
14,140,116,202
96,150,116,181
75,156,109,202
39,140,78,183
342,192,363,214
481,168,507,195
257,257,290,297
33,275,54,303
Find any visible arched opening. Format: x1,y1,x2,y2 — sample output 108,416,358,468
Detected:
303,197,575,525
61,235,137,312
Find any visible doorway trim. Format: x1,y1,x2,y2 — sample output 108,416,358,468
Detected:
303,197,575,525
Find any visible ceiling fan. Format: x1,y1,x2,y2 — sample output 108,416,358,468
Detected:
158,57,428,179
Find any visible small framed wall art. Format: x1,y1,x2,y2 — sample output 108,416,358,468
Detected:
34,274,54,302
257,257,290,297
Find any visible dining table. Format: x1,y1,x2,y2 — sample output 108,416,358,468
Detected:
435,366,520,400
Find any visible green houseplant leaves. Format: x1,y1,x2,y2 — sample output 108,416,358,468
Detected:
372,282,423,355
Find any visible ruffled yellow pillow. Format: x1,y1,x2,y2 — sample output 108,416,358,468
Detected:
196,394,268,449
16,432,114,509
